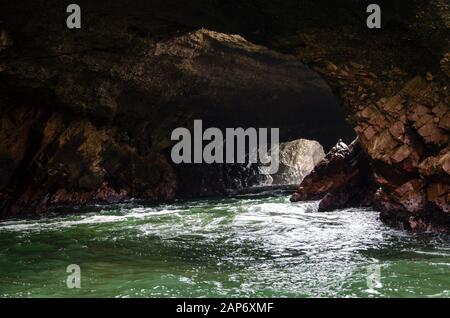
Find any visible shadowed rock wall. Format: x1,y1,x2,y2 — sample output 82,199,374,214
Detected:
0,0,448,231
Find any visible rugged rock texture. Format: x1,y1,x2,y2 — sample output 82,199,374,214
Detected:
276,0,449,231
0,0,449,231
365,77,450,232
262,139,325,185
293,18,448,230
0,17,352,216
290,139,377,211
0,105,177,216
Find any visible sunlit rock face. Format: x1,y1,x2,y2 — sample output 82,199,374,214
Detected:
270,0,449,232
263,139,325,186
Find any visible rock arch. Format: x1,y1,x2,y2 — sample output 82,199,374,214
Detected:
0,0,448,231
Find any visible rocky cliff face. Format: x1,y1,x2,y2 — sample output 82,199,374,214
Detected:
0,0,449,231
0,15,353,216
282,1,449,231
285,1,449,231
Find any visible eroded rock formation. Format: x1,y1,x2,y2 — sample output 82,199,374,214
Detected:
290,139,377,211
0,105,177,216
286,3,450,231
0,23,351,216
0,0,449,231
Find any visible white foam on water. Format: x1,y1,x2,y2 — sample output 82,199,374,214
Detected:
0,207,183,232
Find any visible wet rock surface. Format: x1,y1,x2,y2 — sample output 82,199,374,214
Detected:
278,0,449,231
0,0,449,231
0,106,177,216
299,45,450,231
290,139,377,212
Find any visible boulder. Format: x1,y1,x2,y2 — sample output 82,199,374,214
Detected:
267,139,325,185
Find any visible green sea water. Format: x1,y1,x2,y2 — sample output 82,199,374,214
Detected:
0,194,449,298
